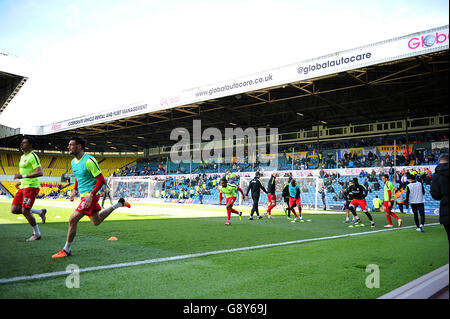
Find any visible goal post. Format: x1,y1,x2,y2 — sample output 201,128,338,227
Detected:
239,174,320,211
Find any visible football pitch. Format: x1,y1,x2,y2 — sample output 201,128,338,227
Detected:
0,199,448,299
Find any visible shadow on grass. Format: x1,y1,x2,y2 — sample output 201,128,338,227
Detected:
0,213,444,281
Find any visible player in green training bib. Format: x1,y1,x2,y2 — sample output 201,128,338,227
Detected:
52,136,131,258
219,178,245,225
381,174,402,228
11,136,47,241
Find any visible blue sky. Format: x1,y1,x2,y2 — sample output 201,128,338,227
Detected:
0,0,448,130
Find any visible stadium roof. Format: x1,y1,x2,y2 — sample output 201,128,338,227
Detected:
0,53,28,116
0,25,448,153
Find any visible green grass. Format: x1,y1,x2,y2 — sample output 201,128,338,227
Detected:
0,201,448,299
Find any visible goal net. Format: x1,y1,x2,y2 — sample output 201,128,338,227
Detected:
239,175,321,211
108,177,166,200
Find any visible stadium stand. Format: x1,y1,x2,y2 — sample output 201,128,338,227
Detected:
0,151,137,177
97,156,138,177
2,131,446,210
0,151,136,199
0,180,74,198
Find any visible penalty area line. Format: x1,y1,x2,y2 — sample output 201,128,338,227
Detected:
0,223,441,284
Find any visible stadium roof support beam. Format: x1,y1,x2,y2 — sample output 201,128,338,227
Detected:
80,126,107,133
290,81,345,115
174,105,200,116
148,112,170,120
245,90,271,103
346,70,396,113
206,100,252,119
106,123,125,129
369,64,421,85
370,70,444,85
122,118,146,125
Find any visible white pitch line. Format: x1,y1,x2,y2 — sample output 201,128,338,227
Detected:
0,223,441,284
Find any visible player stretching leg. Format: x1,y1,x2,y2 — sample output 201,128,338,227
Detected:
219,178,244,225
52,136,130,258
381,174,402,228
11,136,47,241
348,178,375,228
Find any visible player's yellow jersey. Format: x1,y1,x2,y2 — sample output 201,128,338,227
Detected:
19,152,41,189
220,184,238,198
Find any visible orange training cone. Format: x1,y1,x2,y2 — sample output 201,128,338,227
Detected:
108,236,118,241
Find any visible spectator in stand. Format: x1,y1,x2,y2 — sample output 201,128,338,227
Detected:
370,169,377,181
319,186,327,210
373,179,381,191
402,148,408,161
327,184,335,193
417,150,424,164
424,168,432,185
319,168,325,178
400,172,408,189
348,159,354,168
363,178,369,190
373,195,382,212
367,151,374,164
394,170,401,185
395,187,406,214
388,165,395,182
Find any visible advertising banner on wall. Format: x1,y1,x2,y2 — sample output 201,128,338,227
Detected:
432,141,449,150
41,25,449,135
376,144,413,156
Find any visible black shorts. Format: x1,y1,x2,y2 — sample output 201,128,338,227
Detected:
344,200,350,209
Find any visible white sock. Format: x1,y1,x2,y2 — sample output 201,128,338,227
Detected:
64,242,72,252
31,208,42,216
112,202,123,210
32,225,41,236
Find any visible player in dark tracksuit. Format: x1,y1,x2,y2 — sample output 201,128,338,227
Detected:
282,177,292,219
245,172,267,220
348,177,375,228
